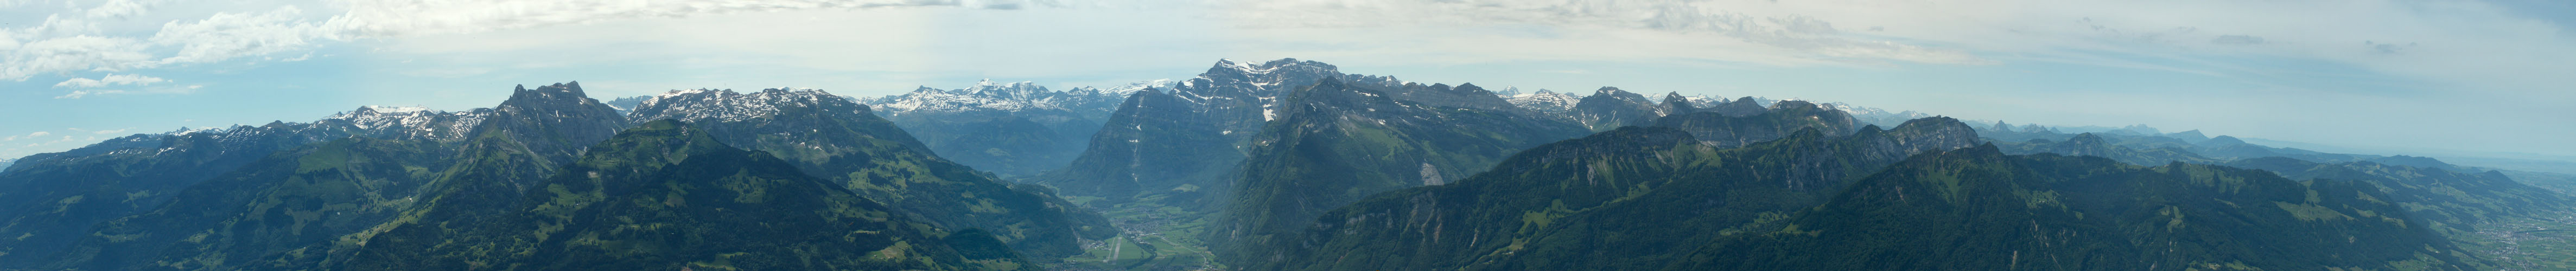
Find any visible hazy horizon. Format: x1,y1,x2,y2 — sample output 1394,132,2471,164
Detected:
7,0,2573,162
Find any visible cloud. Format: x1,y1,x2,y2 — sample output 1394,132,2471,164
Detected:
53,73,167,88
150,6,339,66
1217,0,1994,66
52,84,199,99
0,35,156,81
83,0,153,19
54,89,123,99
25,132,49,138
91,127,131,134
4,0,1041,82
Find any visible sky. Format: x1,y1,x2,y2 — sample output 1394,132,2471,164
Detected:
2,0,2572,163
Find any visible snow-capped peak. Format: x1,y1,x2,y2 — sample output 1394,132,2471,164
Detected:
653,88,721,101
1218,58,1259,73
1505,88,1582,113
629,88,857,123
866,79,1160,115
359,105,430,114
166,126,220,136
1101,79,1176,95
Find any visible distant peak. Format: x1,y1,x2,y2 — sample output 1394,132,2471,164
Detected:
1211,57,1331,74
2068,133,2107,143
1213,57,1263,72
342,105,434,116
1594,87,1626,95
2205,135,2248,145
1770,100,1820,110
1891,116,1973,134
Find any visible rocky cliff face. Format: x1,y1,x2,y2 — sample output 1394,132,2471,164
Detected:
1569,87,1662,131
1384,82,1524,113
475,82,631,166
1033,59,1404,207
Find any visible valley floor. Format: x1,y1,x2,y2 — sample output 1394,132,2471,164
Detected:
1048,197,1225,271
2460,209,2576,270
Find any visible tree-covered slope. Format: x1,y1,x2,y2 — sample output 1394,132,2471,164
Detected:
0,82,615,266
1211,78,1594,268
1646,100,1859,149
1669,146,2480,270
1993,132,2223,166
2224,157,2573,233
1252,117,1977,270
626,88,1113,258
38,138,455,270
340,120,1033,270
0,125,361,263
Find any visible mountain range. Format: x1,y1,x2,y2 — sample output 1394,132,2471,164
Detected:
857,80,1166,177
0,58,2567,270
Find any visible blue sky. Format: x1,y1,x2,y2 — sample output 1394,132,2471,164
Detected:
3,0,2573,164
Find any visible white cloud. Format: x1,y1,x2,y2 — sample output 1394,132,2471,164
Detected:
53,90,121,99
82,0,152,19
324,0,1023,38
150,6,336,66
0,35,155,81
25,132,49,138
1216,0,1994,66
50,84,196,99
91,127,131,134
53,73,166,88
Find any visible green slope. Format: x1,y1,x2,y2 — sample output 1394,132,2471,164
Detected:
1255,117,1979,270
1211,78,1593,267
40,138,454,270
1992,132,2223,166
2224,157,2573,234
340,120,1032,270
626,88,1114,258
1670,146,2480,270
